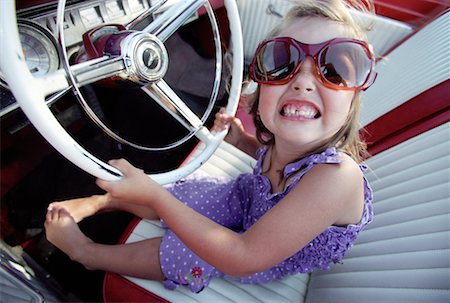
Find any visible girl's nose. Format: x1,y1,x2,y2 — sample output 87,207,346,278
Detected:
289,57,317,92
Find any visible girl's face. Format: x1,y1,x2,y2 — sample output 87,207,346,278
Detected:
258,17,356,154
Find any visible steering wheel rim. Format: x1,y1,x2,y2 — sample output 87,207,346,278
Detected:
0,0,243,184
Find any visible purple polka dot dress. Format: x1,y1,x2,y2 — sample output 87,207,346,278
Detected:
160,146,373,293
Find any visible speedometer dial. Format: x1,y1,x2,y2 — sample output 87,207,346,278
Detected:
18,20,60,77
0,20,61,116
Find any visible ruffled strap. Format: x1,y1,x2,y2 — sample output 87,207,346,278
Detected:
283,147,341,179
253,147,341,177
280,147,341,194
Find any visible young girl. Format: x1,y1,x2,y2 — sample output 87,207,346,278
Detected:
45,0,376,293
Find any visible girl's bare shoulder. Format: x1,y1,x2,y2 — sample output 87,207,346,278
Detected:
291,152,364,225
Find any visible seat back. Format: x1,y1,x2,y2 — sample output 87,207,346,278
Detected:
305,10,450,303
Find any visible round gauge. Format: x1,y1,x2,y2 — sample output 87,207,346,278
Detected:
18,20,60,77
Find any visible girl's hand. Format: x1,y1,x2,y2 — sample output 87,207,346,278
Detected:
96,159,158,205
212,107,246,147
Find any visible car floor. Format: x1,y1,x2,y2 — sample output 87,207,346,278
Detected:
2,131,141,302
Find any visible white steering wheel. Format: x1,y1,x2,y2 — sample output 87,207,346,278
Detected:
0,0,243,184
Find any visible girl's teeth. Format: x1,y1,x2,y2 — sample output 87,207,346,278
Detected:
282,104,318,119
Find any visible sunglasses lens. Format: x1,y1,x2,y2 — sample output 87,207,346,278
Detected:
253,40,302,83
319,42,372,88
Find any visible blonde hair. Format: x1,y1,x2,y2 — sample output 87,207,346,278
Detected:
247,0,375,162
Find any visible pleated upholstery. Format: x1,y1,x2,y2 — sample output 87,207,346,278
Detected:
305,123,450,303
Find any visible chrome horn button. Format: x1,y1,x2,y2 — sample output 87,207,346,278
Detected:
121,32,169,84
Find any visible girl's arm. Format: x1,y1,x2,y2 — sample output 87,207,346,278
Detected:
212,107,260,157
97,156,364,277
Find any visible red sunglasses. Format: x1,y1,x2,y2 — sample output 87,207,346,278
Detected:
249,37,377,91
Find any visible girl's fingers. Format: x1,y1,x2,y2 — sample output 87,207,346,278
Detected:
108,158,144,176
96,158,144,192
212,113,231,132
108,159,131,172
96,177,111,191
231,117,243,129
94,159,127,191
217,113,234,124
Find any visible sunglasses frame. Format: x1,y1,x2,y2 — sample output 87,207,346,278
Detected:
249,37,377,91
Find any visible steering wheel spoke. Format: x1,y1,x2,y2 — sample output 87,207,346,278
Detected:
143,80,203,133
142,0,206,42
70,56,127,87
35,56,126,98
37,69,70,97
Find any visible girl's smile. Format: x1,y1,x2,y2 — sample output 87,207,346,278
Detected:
279,99,321,120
